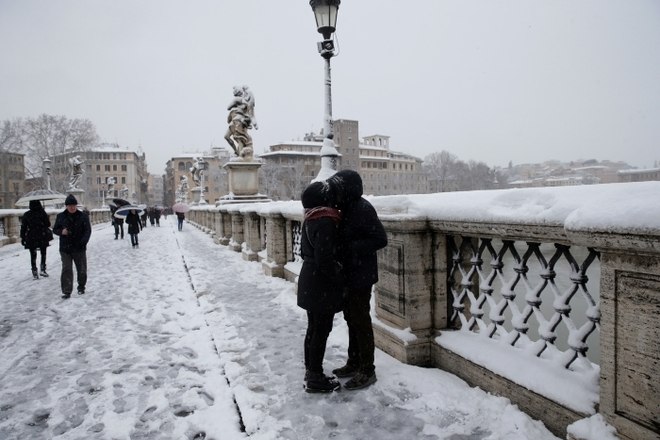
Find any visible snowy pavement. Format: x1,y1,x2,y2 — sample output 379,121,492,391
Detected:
0,216,559,440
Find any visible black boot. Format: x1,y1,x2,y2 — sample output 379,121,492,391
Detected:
305,372,340,393
32,268,39,280
40,264,48,277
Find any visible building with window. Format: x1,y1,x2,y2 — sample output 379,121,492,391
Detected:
0,152,25,208
164,148,232,207
50,144,148,208
258,119,429,200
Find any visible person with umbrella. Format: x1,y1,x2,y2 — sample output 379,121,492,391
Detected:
53,194,92,299
176,211,185,231
110,205,125,240
20,200,53,279
125,208,143,248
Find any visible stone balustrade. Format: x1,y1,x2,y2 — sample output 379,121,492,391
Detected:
2,182,658,439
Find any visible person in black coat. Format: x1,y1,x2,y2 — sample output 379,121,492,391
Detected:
125,209,143,248
327,169,387,390
110,206,124,239
297,181,344,393
20,199,52,279
53,194,92,299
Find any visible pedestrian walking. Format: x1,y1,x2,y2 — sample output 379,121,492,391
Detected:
125,209,143,248
327,170,387,390
52,194,92,299
154,207,161,226
141,209,148,228
176,211,185,231
297,181,344,393
20,200,53,279
110,206,124,239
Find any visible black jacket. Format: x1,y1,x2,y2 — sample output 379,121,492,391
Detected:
53,209,91,254
328,170,388,287
125,212,142,234
20,204,51,250
297,215,345,314
338,198,387,287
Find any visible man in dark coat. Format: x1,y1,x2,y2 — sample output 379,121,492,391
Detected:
297,181,344,393
110,205,124,239
327,169,387,390
20,199,52,279
53,194,92,299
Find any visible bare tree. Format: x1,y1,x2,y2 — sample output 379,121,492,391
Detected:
423,151,458,192
1,114,99,189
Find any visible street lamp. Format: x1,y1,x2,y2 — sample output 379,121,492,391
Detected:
198,158,208,205
42,157,52,190
310,0,340,181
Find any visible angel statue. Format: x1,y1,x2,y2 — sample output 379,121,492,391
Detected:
224,85,258,160
119,185,129,199
190,157,202,187
106,176,116,194
68,155,84,190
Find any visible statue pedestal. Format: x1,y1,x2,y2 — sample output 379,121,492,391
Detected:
191,188,207,205
67,188,85,207
218,160,270,204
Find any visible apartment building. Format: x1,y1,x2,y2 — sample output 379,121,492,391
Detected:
164,148,232,207
50,144,148,208
258,119,429,200
0,152,25,208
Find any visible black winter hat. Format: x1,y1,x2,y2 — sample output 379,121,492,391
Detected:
65,194,78,206
329,169,363,202
301,181,332,209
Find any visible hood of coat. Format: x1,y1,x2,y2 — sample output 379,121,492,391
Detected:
29,200,42,211
328,169,363,204
301,181,334,209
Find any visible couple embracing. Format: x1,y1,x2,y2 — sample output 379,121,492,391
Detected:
297,170,388,393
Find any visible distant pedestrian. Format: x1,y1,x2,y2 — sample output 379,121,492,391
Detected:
148,207,155,226
52,194,92,299
110,206,124,239
176,211,185,231
20,200,53,279
297,181,344,393
154,207,161,226
141,209,148,228
327,170,387,390
125,209,143,248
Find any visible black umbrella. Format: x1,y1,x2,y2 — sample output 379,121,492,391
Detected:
112,198,131,207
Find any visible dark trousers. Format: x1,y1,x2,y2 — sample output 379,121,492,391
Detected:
130,233,139,246
177,218,183,231
60,250,87,294
343,285,375,375
29,247,47,270
304,310,335,374
114,223,124,239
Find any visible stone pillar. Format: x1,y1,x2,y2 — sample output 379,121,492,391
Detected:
262,213,286,278
229,211,244,252
242,210,261,261
373,218,436,366
598,249,660,440
218,210,232,246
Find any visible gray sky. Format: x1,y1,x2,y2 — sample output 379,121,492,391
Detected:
1,0,659,174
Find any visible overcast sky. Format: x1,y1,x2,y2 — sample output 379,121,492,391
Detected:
1,0,658,174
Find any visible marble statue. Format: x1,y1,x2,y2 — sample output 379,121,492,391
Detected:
224,85,258,160
68,155,84,189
